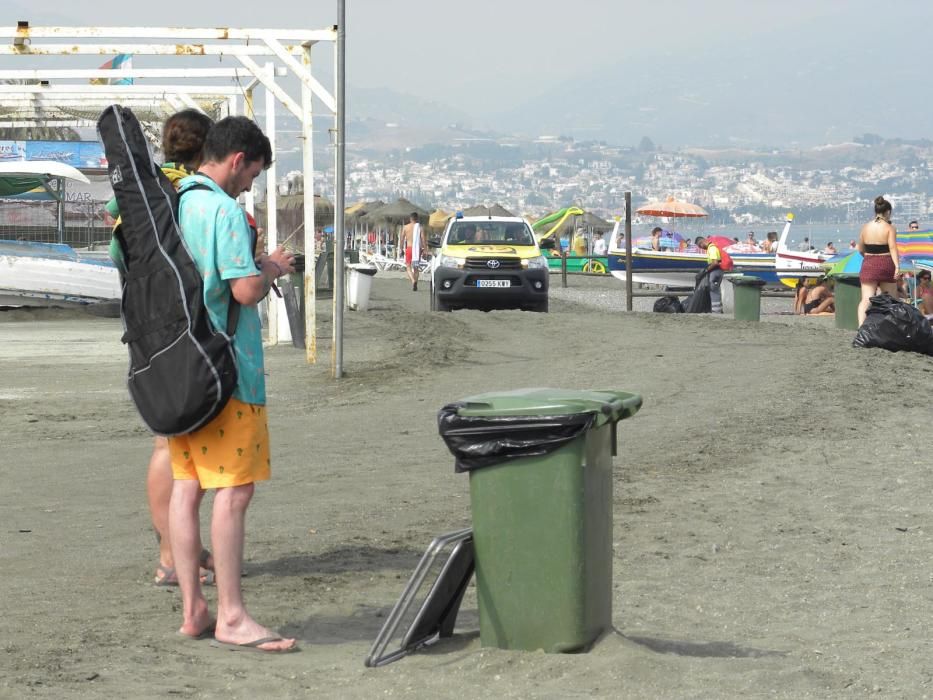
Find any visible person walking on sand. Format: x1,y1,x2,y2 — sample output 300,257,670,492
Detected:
399,212,426,291
168,116,297,652
857,195,900,326
107,109,217,587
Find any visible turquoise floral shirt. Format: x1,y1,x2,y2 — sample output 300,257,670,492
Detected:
178,174,265,405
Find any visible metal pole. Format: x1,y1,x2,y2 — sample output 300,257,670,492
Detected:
332,0,346,379
561,249,568,288
57,177,65,244
625,191,633,312
263,61,282,346
301,47,316,364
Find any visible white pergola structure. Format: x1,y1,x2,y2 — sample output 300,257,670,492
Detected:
0,23,339,364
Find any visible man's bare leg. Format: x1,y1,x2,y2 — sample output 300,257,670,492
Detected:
169,479,213,637
212,483,296,651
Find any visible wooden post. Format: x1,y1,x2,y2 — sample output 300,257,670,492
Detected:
625,191,633,312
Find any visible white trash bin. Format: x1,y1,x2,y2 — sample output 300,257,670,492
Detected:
347,263,378,311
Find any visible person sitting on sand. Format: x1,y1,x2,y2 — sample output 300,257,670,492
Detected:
795,278,835,315
916,270,932,297
920,288,933,317
895,273,911,301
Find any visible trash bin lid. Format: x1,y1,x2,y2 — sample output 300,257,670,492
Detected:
726,275,766,287
347,263,378,276
451,388,642,425
438,388,642,472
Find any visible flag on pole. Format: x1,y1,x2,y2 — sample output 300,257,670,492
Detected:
90,54,133,85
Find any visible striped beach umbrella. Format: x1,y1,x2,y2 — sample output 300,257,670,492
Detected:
897,230,933,261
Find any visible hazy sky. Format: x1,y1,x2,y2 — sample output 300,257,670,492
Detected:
3,2,933,145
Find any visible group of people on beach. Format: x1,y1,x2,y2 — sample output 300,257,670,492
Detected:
792,199,926,320
111,111,298,652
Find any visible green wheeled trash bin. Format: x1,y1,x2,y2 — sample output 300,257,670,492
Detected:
437,388,643,653
831,272,861,331
726,274,766,321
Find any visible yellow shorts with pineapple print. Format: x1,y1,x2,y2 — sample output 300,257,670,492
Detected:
168,397,271,488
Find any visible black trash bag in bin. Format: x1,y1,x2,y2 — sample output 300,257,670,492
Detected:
437,403,597,473
853,294,933,355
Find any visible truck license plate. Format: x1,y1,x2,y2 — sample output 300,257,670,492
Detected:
476,280,510,288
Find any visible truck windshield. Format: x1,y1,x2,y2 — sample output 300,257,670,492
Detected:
447,221,535,246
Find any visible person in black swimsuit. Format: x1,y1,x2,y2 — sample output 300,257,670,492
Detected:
795,277,835,315
857,196,899,325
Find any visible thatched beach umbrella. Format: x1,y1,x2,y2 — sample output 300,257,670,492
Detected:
361,197,431,226
580,212,612,232
254,193,334,251
462,203,515,217
359,198,431,254
428,208,451,231
345,199,384,224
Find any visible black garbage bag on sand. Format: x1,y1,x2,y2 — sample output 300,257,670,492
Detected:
853,294,933,355
684,273,712,314
653,295,684,313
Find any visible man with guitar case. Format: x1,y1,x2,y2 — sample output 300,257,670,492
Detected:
98,107,297,652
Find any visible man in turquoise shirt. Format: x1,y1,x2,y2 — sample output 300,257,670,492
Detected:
167,116,298,653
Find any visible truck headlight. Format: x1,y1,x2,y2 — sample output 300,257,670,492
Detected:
523,255,549,269
439,255,465,269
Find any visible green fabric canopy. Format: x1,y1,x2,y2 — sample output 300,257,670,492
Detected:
0,176,47,197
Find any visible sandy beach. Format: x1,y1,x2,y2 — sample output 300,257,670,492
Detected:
2,273,932,699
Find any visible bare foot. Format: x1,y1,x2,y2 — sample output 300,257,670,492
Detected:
178,598,214,639
215,613,296,652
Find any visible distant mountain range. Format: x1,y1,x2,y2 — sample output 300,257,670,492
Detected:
348,25,931,151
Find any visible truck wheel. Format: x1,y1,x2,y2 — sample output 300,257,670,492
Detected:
531,299,549,313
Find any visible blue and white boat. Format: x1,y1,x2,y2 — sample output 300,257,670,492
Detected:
0,161,120,308
607,214,828,287
0,239,120,308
